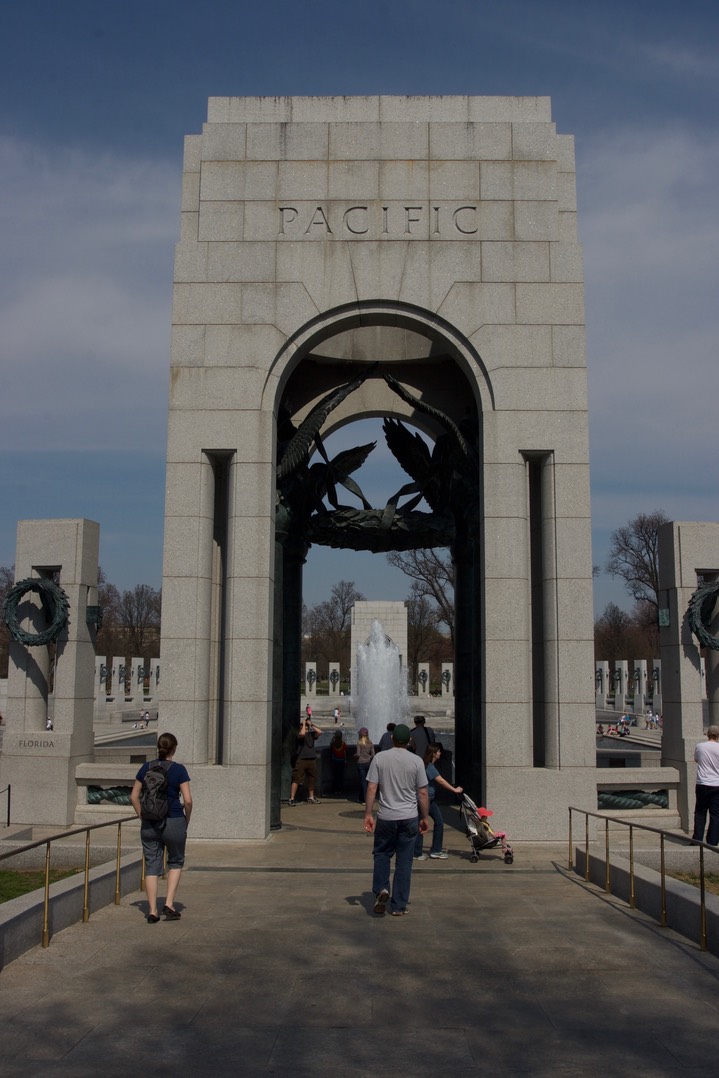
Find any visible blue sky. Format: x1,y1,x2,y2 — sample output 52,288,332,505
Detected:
1,1,717,614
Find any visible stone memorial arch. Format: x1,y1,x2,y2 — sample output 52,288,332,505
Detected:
160,95,596,840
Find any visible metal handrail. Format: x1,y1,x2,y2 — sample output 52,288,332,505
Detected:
0,784,10,827
568,806,718,951
0,815,138,948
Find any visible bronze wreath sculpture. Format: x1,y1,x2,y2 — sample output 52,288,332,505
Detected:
3,577,70,646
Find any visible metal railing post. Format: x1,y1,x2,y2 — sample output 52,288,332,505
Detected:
115,822,123,905
604,819,611,893
568,807,573,870
41,842,51,948
660,833,667,927
82,829,91,923
699,844,707,951
0,813,137,952
568,805,718,952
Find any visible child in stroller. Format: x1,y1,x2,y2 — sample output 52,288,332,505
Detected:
459,794,514,864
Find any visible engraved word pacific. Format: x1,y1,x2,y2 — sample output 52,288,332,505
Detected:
277,202,479,239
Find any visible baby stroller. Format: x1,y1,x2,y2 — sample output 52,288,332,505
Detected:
459,793,514,864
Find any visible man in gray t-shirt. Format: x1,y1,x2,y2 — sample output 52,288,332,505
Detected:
364,723,428,916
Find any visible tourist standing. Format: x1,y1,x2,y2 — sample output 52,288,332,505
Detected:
414,744,463,861
329,729,347,795
355,727,375,804
364,723,429,916
130,732,192,922
692,726,719,845
409,715,436,757
289,714,323,805
378,723,396,751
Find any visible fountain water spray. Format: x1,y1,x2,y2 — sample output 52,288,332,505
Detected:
353,618,408,745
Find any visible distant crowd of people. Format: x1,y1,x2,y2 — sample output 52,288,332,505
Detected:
597,711,662,738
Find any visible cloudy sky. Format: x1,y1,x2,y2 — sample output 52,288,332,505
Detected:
1,0,717,614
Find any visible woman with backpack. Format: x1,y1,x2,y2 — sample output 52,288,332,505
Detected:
130,732,192,923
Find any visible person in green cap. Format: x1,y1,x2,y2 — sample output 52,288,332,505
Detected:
363,722,429,916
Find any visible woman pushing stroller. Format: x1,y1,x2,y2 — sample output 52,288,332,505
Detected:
414,743,463,860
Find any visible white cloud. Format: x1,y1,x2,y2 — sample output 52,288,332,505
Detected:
0,137,179,451
580,125,719,482
579,123,719,611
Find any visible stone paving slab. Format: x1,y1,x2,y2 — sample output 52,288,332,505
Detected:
1,798,718,1076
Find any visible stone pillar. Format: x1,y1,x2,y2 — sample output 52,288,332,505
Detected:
441,663,453,698
704,577,719,728
614,661,628,712
594,661,608,709
115,659,128,705
328,662,340,696
95,657,106,702
652,659,663,714
130,658,144,705
417,662,430,696
0,519,99,826
150,657,160,700
305,662,317,696
658,522,719,830
633,659,647,714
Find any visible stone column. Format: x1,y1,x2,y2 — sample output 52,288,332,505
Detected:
417,662,430,696
150,657,160,701
658,522,719,830
0,519,99,826
130,658,144,706
652,659,663,714
441,663,453,697
633,659,647,715
305,662,317,697
595,661,608,709
704,574,719,728
328,662,340,696
614,661,628,713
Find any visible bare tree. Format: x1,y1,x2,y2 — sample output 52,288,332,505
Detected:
118,584,162,657
605,510,668,611
594,602,635,662
386,548,455,643
305,580,365,675
405,584,452,685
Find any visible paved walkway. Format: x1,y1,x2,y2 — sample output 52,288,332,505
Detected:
2,798,718,1076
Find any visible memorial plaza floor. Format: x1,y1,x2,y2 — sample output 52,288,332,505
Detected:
2,797,718,1076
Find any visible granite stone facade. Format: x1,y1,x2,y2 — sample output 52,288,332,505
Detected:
161,96,596,840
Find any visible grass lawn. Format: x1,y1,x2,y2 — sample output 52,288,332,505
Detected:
670,871,719,897
0,868,80,903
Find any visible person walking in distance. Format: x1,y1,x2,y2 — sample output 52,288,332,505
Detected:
130,732,192,923
692,725,719,845
364,723,429,917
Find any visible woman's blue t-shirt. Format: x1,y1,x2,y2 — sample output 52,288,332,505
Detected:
136,760,190,817
425,761,439,800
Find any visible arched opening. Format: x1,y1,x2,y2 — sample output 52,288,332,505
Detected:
268,306,488,825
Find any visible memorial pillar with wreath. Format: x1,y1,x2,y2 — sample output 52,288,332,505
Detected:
0,519,100,826
658,521,719,830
